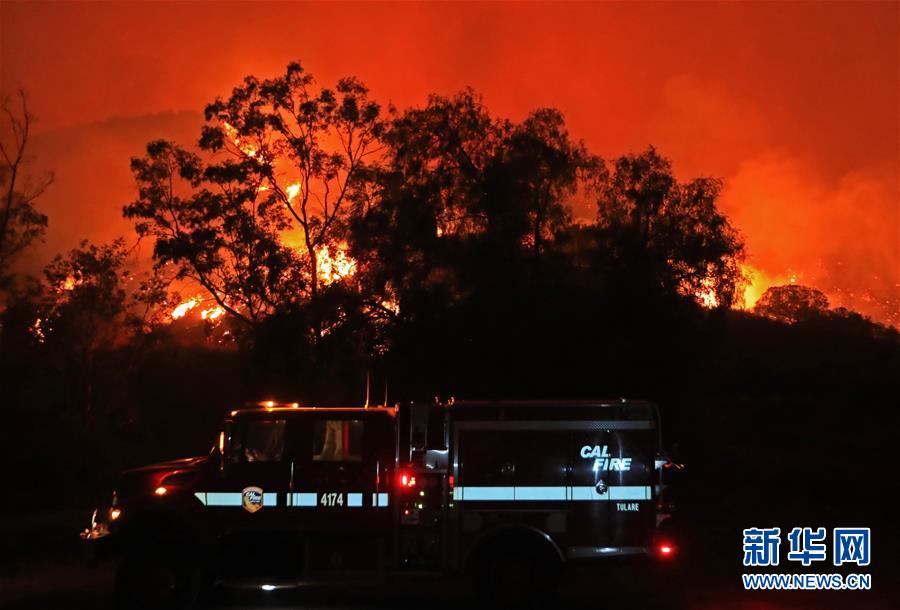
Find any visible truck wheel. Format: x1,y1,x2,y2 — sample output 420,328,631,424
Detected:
115,547,201,610
477,551,558,608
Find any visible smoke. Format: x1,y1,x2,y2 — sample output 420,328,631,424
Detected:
720,152,899,326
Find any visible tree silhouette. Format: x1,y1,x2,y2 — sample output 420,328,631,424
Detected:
754,284,829,324
125,62,384,331
596,147,745,307
200,62,384,301
0,90,52,291
125,140,305,327
353,91,602,319
37,240,130,417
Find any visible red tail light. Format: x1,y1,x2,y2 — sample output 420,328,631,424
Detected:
656,541,676,558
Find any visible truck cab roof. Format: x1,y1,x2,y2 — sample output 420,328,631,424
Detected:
226,401,397,419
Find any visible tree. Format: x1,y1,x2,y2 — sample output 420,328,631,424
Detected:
37,240,131,417
200,62,384,301
489,108,602,255
754,284,829,324
596,147,745,307
125,140,305,328
125,62,384,334
353,92,601,317
0,90,52,290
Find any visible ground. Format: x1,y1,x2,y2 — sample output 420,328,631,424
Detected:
1,510,893,610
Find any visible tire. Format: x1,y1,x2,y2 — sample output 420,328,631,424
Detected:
115,546,202,610
476,551,559,609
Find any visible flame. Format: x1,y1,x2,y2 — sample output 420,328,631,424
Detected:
694,276,719,309
690,264,800,310
285,182,301,203
171,295,229,324
222,121,258,158
171,298,199,319
61,275,80,291
30,318,46,343
740,264,800,310
200,306,225,320
381,298,400,315
316,241,357,285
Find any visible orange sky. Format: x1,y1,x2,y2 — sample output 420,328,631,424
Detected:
2,1,898,323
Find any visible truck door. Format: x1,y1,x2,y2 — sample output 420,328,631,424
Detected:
223,416,293,515
217,416,297,579
568,427,613,553
290,414,392,578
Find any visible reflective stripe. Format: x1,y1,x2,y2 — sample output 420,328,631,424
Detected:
194,492,242,506
454,485,652,501
569,486,600,501
195,491,389,508
292,493,317,506
609,486,652,500
459,487,515,501
515,486,567,501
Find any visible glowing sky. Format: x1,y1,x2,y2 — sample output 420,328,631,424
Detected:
2,1,897,323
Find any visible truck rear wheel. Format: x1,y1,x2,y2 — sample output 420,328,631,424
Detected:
115,546,201,610
474,550,559,608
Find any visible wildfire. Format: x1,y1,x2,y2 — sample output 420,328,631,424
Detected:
381,298,400,316
201,306,225,321
285,182,301,203
740,264,799,309
222,121,258,158
30,318,46,343
316,242,357,285
61,275,80,291
690,264,801,310
171,298,199,319
695,277,719,309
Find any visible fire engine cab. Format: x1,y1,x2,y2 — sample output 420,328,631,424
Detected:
82,398,679,608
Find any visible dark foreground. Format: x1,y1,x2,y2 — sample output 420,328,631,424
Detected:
1,511,893,610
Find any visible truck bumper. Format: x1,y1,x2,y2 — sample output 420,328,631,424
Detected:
80,521,121,563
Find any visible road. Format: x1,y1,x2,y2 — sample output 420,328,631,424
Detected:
1,553,893,610
1,510,892,610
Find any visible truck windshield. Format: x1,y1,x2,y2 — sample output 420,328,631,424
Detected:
313,419,363,462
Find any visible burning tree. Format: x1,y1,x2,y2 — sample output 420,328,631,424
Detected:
200,62,383,298
126,139,305,327
753,284,829,324
0,90,51,291
125,62,384,331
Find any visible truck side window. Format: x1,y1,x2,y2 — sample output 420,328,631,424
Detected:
313,419,363,462
236,419,286,463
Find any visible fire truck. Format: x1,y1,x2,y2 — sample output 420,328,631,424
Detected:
82,398,680,608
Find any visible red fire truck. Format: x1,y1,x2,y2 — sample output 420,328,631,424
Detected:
82,399,679,608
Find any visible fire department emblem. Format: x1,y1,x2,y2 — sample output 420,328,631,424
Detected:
242,486,264,513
